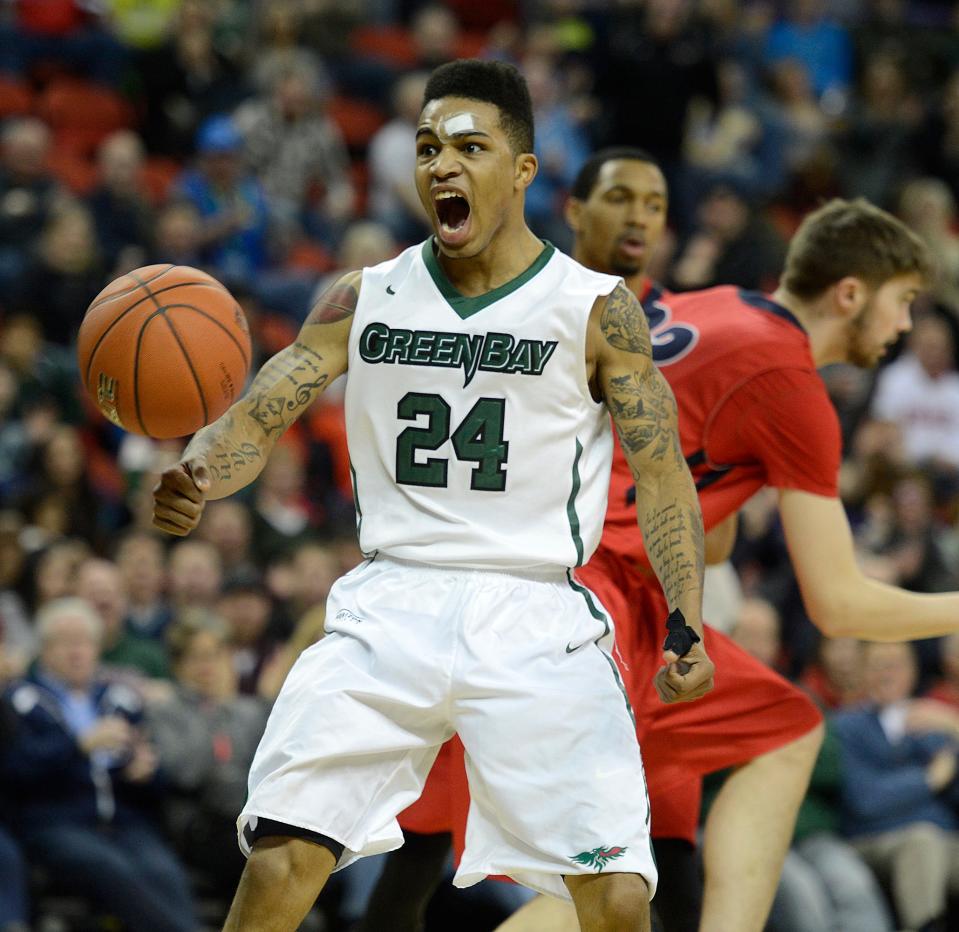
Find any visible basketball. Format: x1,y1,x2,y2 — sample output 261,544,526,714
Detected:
77,264,252,439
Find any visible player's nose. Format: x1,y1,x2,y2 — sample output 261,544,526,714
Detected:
430,144,462,178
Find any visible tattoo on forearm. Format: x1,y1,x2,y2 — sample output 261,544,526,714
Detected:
208,442,262,483
305,281,358,326
601,283,652,355
246,342,330,438
608,368,682,462
643,502,703,607
189,412,263,484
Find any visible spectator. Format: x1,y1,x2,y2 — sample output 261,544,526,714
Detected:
236,61,354,250
0,119,64,307
150,610,268,898
668,181,786,291
838,51,922,209
410,4,459,71
800,636,867,711
167,538,223,614
834,641,959,932
871,315,959,470
28,537,90,612
762,58,832,187
87,130,153,274
0,598,196,932
287,540,340,622
597,0,718,178
899,177,959,315
729,596,787,674
917,67,959,207
681,57,779,217
197,499,256,577
368,71,431,244
251,442,315,561
215,569,281,699
137,0,251,157
114,530,172,641
151,201,205,268
17,425,107,548
174,115,271,289
763,0,852,107
75,557,170,681
14,202,108,347
524,53,591,249
0,0,128,85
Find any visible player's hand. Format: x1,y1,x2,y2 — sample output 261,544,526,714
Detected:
654,641,715,704
152,458,211,536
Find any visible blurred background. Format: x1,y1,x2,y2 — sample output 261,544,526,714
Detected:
4,0,959,930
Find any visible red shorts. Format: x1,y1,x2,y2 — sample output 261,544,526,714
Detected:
398,550,822,850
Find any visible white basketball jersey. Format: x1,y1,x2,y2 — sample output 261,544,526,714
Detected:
344,239,620,570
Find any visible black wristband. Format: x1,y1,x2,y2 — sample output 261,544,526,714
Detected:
663,608,700,657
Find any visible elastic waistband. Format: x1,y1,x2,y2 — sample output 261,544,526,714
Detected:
374,554,568,584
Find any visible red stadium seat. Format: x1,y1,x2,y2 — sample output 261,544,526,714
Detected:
141,156,181,206
327,96,387,152
38,78,135,156
350,26,418,68
0,76,34,118
46,147,97,194
455,31,489,59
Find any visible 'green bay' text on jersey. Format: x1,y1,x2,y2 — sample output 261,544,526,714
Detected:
345,239,620,570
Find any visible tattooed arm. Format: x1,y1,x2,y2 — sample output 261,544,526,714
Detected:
152,271,360,536
588,283,712,703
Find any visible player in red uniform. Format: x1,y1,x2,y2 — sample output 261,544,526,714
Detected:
364,154,950,932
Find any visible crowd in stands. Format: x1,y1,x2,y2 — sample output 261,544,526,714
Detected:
4,0,959,929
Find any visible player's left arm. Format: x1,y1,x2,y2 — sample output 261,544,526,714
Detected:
589,284,713,703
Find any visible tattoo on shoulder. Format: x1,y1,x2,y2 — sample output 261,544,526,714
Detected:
601,283,651,355
305,279,359,326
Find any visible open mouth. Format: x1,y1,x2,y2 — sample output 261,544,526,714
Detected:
434,191,471,240
618,234,646,259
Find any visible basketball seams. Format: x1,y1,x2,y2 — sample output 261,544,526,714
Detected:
159,312,209,428
79,266,249,439
82,278,234,387
86,264,175,311
173,302,251,372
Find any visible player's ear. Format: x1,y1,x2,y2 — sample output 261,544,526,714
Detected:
565,196,582,234
515,152,538,190
833,276,869,319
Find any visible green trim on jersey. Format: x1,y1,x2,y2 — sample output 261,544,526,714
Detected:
349,461,363,539
567,439,584,566
421,237,555,320
565,572,635,727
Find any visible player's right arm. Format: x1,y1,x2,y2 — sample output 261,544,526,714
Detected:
780,490,959,641
152,270,361,537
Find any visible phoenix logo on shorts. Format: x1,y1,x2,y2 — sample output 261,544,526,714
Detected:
570,845,628,872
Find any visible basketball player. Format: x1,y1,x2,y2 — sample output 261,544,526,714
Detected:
374,155,956,932
152,62,709,932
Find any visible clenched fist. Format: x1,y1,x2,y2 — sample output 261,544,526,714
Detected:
152,458,211,536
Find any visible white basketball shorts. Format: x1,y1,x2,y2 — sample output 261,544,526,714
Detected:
237,555,657,900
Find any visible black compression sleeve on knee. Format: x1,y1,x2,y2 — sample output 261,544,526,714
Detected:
244,817,345,863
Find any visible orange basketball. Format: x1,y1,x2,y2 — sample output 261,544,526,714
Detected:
77,264,252,439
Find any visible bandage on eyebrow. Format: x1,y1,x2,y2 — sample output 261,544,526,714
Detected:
439,112,479,137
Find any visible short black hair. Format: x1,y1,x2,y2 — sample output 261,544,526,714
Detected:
422,59,534,154
571,147,662,200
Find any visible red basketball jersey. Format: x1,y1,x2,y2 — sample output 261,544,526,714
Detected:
602,284,841,563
